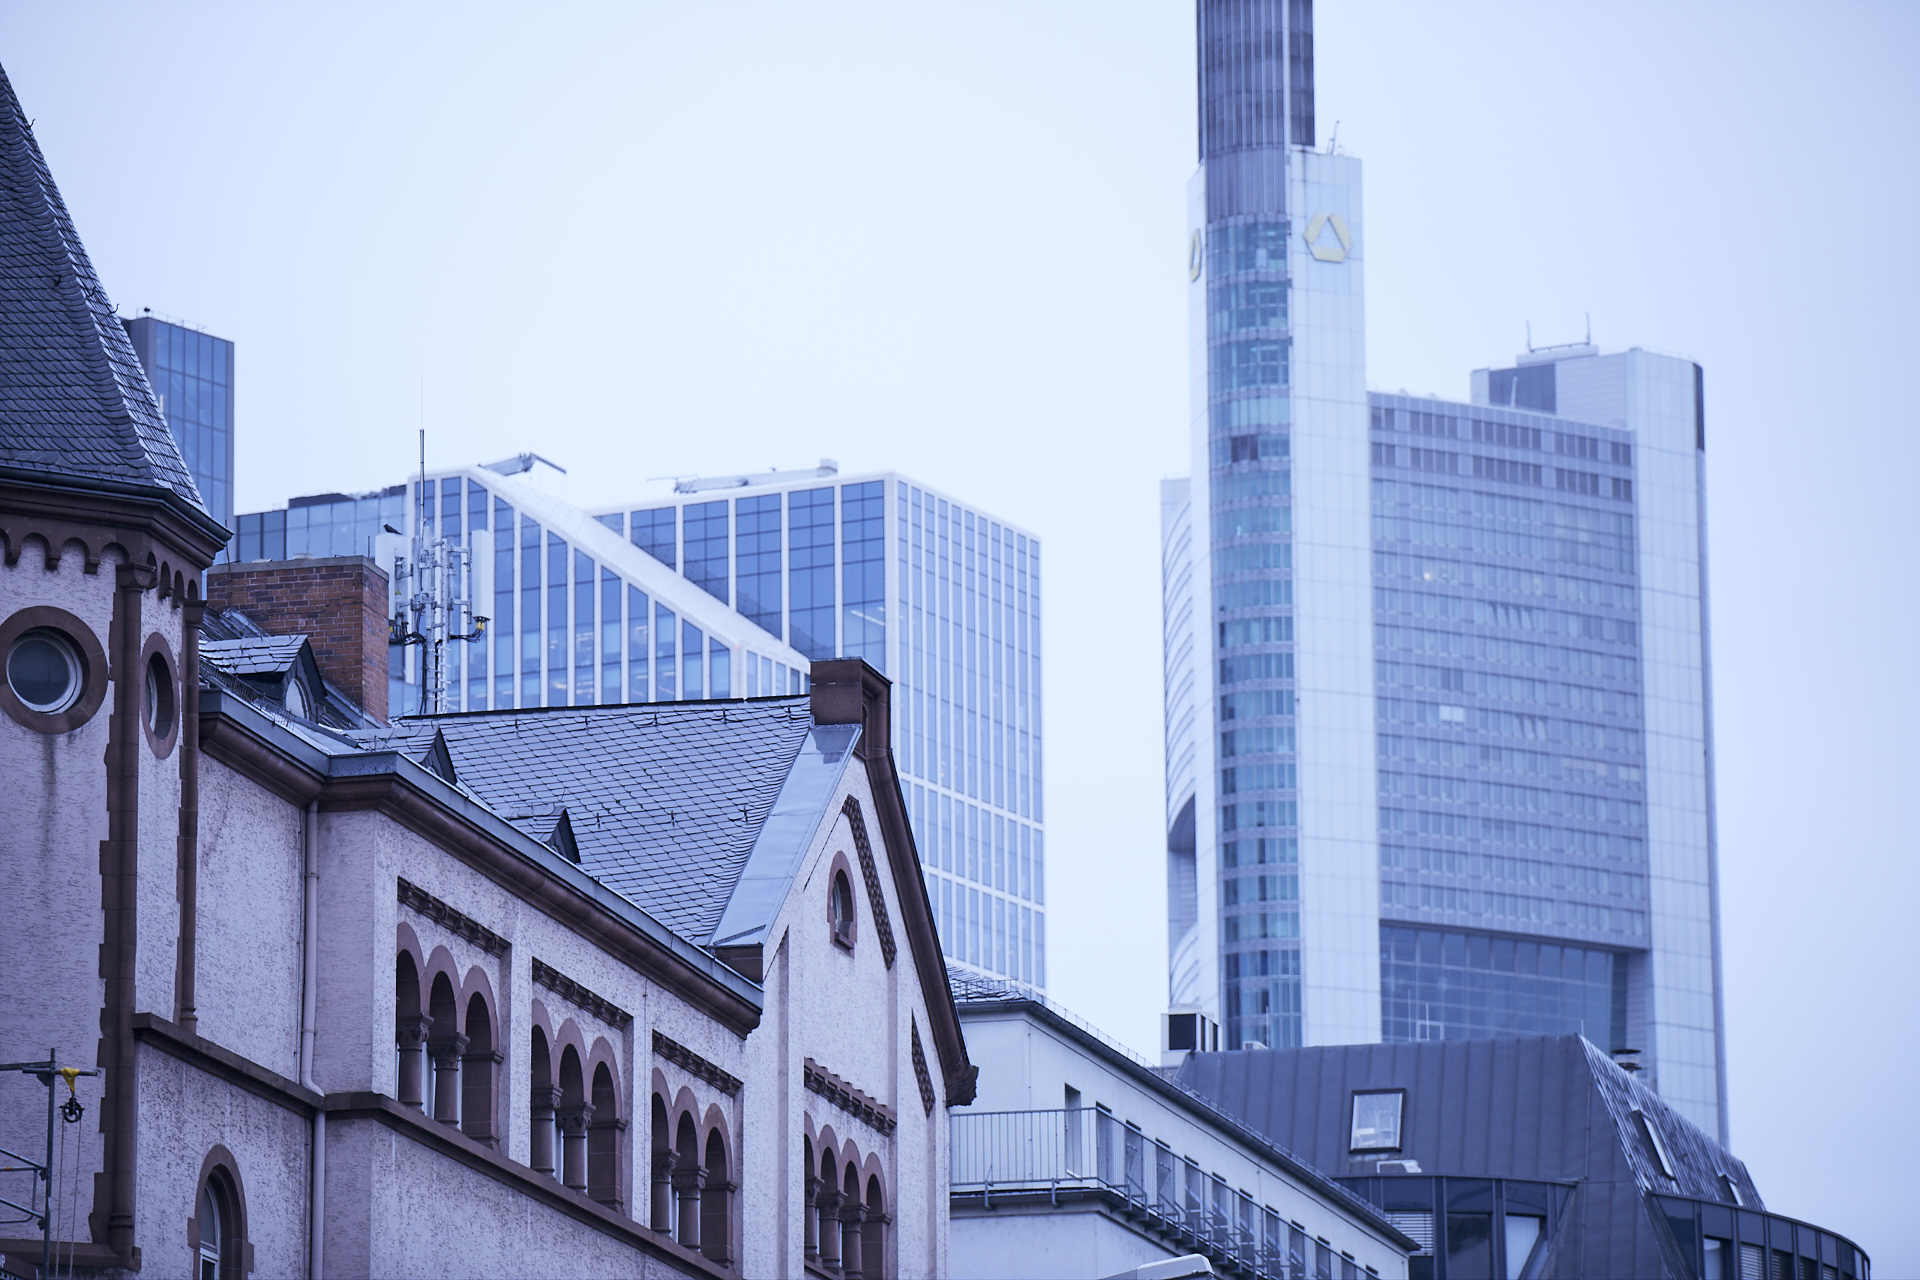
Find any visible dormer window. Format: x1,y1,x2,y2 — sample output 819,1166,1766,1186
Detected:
1349,1089,1405,1153
284,678,310,721
1631,1108,1674,1179
829,868,856,949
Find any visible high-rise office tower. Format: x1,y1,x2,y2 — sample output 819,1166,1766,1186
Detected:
1162,0,1725,1140
123,314,235,530
231,461,1046,989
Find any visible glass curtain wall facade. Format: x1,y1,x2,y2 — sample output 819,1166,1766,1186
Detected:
1176,0,1318,1053
231,466,811,719
592,474,1046,990
1369,392,1648,1054
122,315,235,530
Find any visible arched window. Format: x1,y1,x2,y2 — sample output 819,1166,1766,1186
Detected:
196,1183,223,1280
427,973,464,1126
530,1026,556,1177
650,1094,673,1233
672,1113,702,1251
864,1173,888,1280
461,991,496,1145
587,1061,622,1209
830,867,857,949
395,951,428,1109
700,1125,733,1266
191,1151,247,1280
557,1046,589,1192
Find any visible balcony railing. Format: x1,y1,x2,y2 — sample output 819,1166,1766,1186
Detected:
953,1108,1360,1280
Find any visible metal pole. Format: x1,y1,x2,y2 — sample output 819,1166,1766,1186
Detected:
42,1047,54,1280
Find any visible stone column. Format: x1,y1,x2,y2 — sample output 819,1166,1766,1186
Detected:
429,1033,468,1125
650,1149,675,1232
671,1161,705,1252
396,1015,432,1109
802,1171,820,1263
815,1185,843,1272
557,1103,594,1192
530,1085,559,1177
839,1199,867,1278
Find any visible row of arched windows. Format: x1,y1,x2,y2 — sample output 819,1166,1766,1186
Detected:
648,1085,735,1267
528,1014,625,1208
804,1127,889,1278
394,943,499,1145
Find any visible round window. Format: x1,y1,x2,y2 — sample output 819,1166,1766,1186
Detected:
145,652,176,740
7,628,83,714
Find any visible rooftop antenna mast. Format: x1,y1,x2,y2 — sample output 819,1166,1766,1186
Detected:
389,422,490,717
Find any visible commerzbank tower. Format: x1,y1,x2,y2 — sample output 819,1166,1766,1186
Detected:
1161,0,1729,1141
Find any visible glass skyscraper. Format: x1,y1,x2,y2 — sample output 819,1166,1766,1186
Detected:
231,461,1046,990
1163,0,1725,1141
123,314,235,530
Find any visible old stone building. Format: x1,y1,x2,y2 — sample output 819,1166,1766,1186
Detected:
0,60,971,1279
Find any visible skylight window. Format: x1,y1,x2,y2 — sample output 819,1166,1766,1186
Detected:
1349,1089,1405,1152
1632,1109,1674,1179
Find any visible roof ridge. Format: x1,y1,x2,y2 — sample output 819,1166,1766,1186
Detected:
0,60,206,513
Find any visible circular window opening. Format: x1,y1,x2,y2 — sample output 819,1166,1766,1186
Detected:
8,628,83,714
830,869,856,948
145,652,176,740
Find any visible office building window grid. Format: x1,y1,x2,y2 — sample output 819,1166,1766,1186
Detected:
1368,394,1647,1047
123,316,235,531
897,483,1045,988
1207,211,1299,1054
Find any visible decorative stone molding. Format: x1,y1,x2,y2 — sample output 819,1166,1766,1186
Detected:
841,797,896,969
804,1057,896,1135
397,878,508,957
909,1020,936,1116
653,1030,741,1097
533,958,633,1028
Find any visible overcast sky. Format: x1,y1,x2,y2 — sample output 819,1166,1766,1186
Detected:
5,0,1915,1265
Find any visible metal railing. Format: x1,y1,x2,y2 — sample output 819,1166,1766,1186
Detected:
953,1108,1341,1280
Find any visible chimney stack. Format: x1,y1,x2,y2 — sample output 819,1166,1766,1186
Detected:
206,556,390,723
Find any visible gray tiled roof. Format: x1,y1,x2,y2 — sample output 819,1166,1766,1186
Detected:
376,698,817,944
0,62,202,510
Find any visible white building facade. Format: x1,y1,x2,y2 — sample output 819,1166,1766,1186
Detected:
948,978,1413,1280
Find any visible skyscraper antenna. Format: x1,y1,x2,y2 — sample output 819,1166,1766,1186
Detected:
1585,312,1592,345
1526,320,1534,352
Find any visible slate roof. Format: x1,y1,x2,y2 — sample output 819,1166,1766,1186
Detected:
365,699,819,944
1173,1034,1777,1278
200,635,308,676
0,61,203,512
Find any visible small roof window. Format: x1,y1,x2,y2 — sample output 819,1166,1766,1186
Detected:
1631,1108,1674,1179
1349,1089,1405,1153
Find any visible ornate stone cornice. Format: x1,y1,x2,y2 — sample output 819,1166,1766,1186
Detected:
804,1057,896,1135
653,1030,741,1097
397,878,509,957
533,958,632,1028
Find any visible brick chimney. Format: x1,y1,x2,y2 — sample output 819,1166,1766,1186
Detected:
206,555,390,723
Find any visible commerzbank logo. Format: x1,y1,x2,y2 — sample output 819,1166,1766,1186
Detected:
1303,212,1351,263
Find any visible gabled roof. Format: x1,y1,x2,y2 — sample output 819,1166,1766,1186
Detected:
0,62,204,515
369,698,820,945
